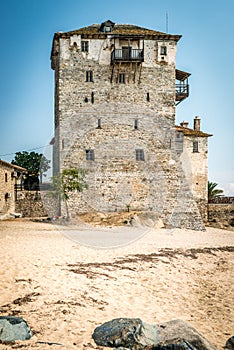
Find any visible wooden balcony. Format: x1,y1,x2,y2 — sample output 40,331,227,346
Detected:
111,49,144,63
176,69,190,105
176,83,189,103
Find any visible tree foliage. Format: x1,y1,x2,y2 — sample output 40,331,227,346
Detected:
208,181,223,201
12,151,50,189
49,168,88,218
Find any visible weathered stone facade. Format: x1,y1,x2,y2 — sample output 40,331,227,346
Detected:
15,190,58,218
208,203,234,230
0,160,26,218
50,21,212,229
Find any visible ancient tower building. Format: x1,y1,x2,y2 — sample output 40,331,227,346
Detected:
50,20,212,229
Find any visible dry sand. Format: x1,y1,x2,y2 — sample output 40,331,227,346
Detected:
0,219,233,349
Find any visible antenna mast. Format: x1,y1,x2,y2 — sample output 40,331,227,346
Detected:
166,12,169,33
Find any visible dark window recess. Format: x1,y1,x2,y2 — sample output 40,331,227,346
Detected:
134,119,138,130
193,141,199,153
160,46,167,55
136,149,145,161
147,92,150,102
84,97,88,103
5,173,7,182
86,70,93,82
119,73,125,84
81,41,89,52
91,92,94,104
97,119,101,128
86,149,95,161
62,139,65,149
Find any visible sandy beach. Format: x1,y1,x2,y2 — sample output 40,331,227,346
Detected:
0,219,233,349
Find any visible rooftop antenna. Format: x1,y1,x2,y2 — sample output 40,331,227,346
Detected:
166,11,169,33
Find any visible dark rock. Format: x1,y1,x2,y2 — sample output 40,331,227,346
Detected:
225,336,234,350
92,318,158,349
157,319,217,350
0,316,33,342
152,338,197,349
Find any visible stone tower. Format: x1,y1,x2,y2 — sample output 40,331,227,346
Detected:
50,20,211,229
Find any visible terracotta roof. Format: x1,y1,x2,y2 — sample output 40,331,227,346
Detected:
0,159,28,172
54,22,181,41
175,125,212,137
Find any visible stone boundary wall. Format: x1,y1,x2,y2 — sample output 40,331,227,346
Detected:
15,191,59,218
208,204,234,230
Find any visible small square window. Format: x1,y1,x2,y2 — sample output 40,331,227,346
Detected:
119,73,125,84
160,46,167,55
136,149,145,161
81,41,89,52
86,70,93,82
193,141,199,153
86,149,95,161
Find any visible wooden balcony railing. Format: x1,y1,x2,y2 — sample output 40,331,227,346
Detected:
111,49,144,63
176,83,189,103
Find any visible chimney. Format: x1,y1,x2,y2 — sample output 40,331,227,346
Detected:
180,121,189,128
194,116,201,131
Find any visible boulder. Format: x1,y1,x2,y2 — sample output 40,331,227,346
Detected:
225,336,234,350
92,318,158,349
156,319,217,350
0,316,33,342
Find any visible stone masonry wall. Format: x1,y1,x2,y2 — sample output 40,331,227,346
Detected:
15,191,58,218
0,164,15,215
51,32,206,230
208,204,234,230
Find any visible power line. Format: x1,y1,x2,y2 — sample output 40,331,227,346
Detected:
0,145,50,158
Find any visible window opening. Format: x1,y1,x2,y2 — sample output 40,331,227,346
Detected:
193,141,199,153
136,149,145,161
122,46,132,60
91,92,94,104
134,119,138,130
119,73,125,84
81,41,89,52
160,46,167,55
5,173,7,182
86,149,95,161
86,70,93,82
97,119,101,128
147,92,150,102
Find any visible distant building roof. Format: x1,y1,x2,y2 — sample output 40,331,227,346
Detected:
175,125,212,137
0,159,28,172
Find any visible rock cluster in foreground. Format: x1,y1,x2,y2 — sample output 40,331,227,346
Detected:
0,316,33,342
92,318,218,350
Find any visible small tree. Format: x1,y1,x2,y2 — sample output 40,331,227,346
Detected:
208,181,223,201
12,151,50,189
50,168,88,219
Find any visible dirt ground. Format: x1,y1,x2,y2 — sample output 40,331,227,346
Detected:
0,219,233,349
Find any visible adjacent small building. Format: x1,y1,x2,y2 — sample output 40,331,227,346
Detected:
0,160,27,218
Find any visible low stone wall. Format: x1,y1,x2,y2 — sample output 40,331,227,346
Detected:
15,191,59,218
208,204,234,230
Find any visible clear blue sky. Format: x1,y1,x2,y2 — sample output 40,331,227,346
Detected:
0,0,233,194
